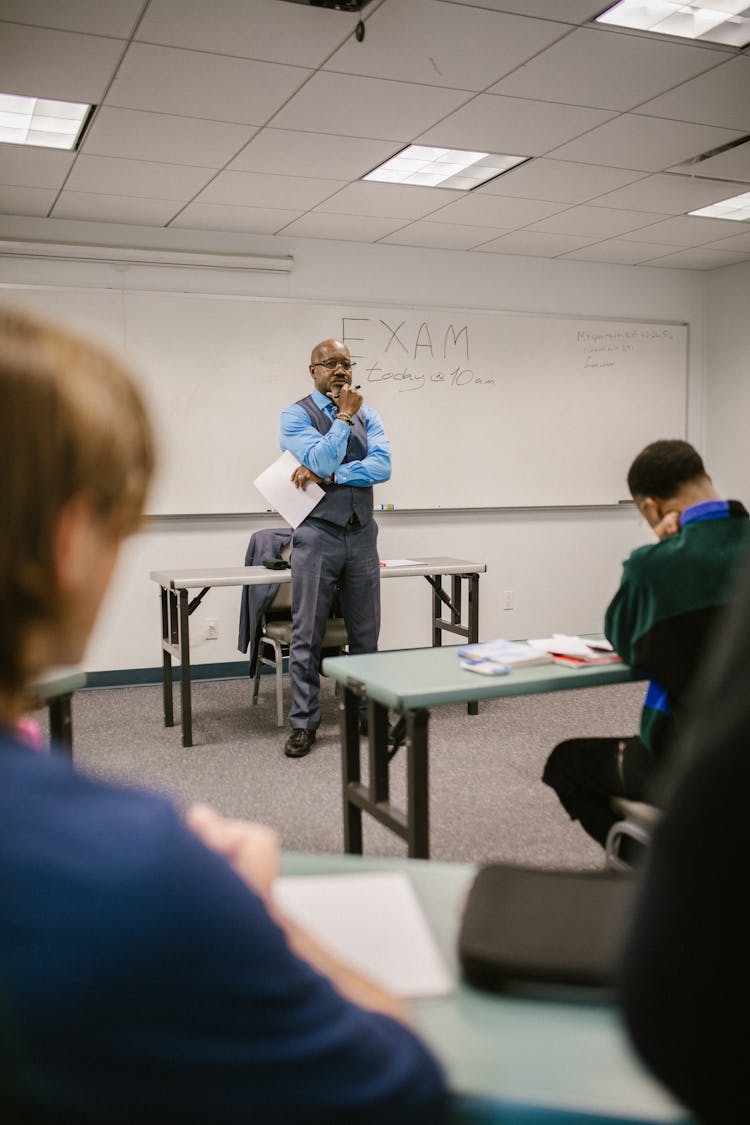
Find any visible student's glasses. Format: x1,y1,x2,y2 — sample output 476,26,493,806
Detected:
312,359,356,371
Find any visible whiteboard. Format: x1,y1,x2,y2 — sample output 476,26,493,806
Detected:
0,286,688,514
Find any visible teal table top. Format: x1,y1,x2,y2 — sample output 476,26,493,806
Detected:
322,644,643,711
281,853,687,1123
28,666,87,701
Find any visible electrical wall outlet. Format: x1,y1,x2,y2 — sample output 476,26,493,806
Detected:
206,618,219,639
503,589,514,611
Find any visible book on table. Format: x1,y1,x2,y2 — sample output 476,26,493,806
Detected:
458,639,555,676
526,634,622,668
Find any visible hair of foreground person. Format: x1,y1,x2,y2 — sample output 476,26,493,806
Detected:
0,305,155,692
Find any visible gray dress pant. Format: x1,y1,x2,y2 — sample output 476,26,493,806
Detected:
288,516,380,730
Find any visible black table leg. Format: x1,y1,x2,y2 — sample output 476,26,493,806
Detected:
48,694,73,757
178,589,193,747
468,571,480,715
405,709,430,859
161,586,174,727
468,571,480,644
342,686,363,854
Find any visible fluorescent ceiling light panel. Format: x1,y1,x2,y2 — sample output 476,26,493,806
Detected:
0,93,90,149
690,189,750,220
596,1,750,47
363,146,527,190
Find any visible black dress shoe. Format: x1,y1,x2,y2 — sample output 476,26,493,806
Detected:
284,728,316,758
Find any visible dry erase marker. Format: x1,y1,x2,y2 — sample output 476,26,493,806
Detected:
330,385,361,399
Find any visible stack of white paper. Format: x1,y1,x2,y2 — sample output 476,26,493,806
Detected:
527,635,621,666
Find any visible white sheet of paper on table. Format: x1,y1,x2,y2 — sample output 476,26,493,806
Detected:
253,449,323,529
527,634,614,658
274,871,454,999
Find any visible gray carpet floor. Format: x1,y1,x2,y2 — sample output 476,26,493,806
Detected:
35,672,645,870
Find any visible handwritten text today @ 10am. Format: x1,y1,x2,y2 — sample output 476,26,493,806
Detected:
363,363,495,392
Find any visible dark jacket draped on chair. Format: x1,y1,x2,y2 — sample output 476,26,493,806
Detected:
237,528,293,673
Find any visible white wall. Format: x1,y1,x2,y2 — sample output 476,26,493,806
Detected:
0,218,705,675
705,260,750,507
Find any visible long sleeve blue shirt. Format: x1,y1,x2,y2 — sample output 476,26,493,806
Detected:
0,733,447,1124
280,388,391,485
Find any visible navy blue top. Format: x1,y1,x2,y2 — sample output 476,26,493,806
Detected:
0,733,447,1124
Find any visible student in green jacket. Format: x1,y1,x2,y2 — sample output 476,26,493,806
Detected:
542,439,750,853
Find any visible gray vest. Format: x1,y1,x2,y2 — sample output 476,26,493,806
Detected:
297,395,374,527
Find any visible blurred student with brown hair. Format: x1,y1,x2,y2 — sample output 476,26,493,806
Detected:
0,306,447,1125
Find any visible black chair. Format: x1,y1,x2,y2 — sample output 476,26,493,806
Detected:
605,797,660,871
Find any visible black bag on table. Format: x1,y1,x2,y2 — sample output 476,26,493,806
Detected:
458,863,635,994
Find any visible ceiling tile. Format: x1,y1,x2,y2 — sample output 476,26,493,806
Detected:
644,246,750,269
195,170,341,210
441,0,606,18
136,0,351,67
638,56,750,132
0,185,56,216
0,21,124,102
618,214,743,245
417,94,615,154
228,130,398,180
315,181,462,220
106,43,310,125
479,158,646,203
2,0,748,267
270,72,471,142
704,230,750,253
51,192,180,225
549,114,745,171
561,239,684,264
474,229,597,256
528,204,669,237
429,193,567,228
489,26,723,111
170,202,300,234
276,212,406,241
83,107,254,168
325,1,569,91
65,155,215,200
0,147,75,189
670,143,750,184
0,0,144,37
589,173,750,215
379,219,511,249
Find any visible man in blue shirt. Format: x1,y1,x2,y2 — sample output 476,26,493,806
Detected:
280,338,391,758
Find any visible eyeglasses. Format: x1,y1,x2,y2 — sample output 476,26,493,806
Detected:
312,359,356,371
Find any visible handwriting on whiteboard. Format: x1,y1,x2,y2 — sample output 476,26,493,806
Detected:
340,316,495,393
578,326,677,370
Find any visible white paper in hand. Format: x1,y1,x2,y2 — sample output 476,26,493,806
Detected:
274,871,454,999
253,449,323,529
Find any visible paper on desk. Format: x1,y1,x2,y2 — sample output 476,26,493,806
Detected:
253,449,323,529
527,634,614,658
379,559,420,568
274,871,454,999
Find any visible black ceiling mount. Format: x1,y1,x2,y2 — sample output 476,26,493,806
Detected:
278,0,375,11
